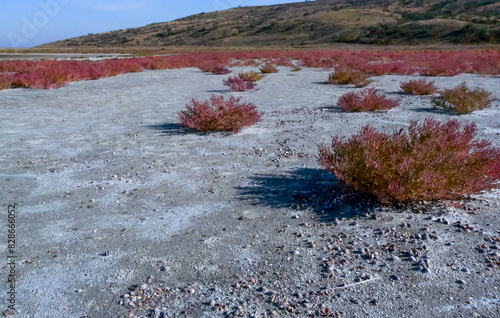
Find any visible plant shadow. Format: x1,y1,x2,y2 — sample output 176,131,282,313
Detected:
144,123,198,136
317,105,343,113
236,168,381,222
144,123,234,136
410,107,458,115
206,89,231,93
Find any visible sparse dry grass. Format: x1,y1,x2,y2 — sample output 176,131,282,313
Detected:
238,71,265,82
432,83,495,114
328,65,372,87
400,79,438,95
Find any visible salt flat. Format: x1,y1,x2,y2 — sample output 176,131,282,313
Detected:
1,66,499,317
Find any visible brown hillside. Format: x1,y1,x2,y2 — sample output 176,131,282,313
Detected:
38,0,500,48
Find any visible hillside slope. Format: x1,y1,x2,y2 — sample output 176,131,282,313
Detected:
40,0,500,48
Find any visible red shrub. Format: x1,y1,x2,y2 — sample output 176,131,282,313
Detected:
0,73,14,90
12,67,75,89
432,83,494,114
223,76,257,92
259,63,279,74
211,66,231,75
178,95,262,133
319,118,500,204
400,79,438,95
338,88,400,112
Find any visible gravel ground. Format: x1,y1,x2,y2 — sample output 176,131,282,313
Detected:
1,65,499,318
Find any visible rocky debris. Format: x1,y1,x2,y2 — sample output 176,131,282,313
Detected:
119,201,500,317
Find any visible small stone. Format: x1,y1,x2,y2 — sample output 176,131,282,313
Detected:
456,279,466,285
461,268,469,273
291,250,300,255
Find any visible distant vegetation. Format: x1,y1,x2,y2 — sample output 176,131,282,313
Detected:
38,0,500,49
1,50,499,89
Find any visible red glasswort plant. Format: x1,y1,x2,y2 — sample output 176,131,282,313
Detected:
432,83,495,114
178,95,262,133
211,66,231,75
338,88,400,112
223,76,257,92
400,79,438,95
319,118,500,204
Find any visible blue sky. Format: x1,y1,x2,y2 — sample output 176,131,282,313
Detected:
1,0,307,48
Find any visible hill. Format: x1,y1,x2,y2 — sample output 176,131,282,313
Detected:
39,0,500,48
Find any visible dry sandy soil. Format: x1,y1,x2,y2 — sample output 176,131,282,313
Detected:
1,64,499,318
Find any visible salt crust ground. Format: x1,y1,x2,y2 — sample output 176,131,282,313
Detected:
0,65,499,317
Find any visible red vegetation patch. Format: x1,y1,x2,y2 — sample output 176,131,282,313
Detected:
211,66,232,75
1,50,499,90
400,79,438,95
178,95,262,133
338,88,400,112
432,83,495,114
223,76,257,92
319,118,500,204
